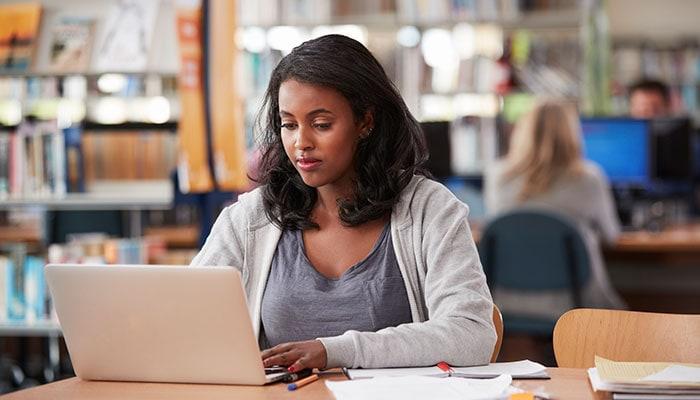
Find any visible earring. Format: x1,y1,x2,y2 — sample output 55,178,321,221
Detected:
362,127,373,138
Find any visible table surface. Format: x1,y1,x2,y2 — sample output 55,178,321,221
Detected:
614,224,700,252
3,368,608,400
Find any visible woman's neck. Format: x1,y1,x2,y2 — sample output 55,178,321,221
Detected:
314,182,353,226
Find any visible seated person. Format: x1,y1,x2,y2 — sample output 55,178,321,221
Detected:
629,78,671,119
485,100,626,320
191,34,496,371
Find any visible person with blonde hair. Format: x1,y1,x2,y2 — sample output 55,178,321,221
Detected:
485,100,625,319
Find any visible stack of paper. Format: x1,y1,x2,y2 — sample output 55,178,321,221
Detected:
588,356,700,399
346,360,549,380
327,374,514,400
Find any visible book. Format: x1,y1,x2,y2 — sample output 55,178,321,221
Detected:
588,356,700,398
0,131,10,198
63,126,85,193
5,244,26,321
23,255,46,322
47,17,95,73
0,256,8,320
0,3,42,73
94,0,160,72
346,360,549,380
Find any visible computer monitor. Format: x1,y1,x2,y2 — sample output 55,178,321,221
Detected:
649,117,693,182
420,121,452,178
580,118,650,187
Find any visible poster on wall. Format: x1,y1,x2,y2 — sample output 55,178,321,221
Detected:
0,3,42,73
94,0,159,72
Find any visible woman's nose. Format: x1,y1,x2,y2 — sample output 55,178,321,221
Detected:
294,126,313,150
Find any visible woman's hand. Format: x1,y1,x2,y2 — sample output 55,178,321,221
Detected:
261,340,328,372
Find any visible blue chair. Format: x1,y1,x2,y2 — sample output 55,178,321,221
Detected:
479,209,591,336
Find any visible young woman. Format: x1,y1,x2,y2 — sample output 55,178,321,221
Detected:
191,34,495,371
484,100,626,319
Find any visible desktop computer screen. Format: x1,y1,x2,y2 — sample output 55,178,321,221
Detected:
580,118,650,187
420,121,452,179
649,117,693,181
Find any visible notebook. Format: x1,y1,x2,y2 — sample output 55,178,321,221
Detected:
346,360,549,380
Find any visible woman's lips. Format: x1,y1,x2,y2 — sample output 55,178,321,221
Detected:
297,157,322,171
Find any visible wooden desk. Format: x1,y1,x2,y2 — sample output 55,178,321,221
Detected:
473,222,700,255
3,368,606,400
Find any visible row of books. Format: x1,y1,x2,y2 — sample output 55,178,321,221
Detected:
0,120,178,199
47,234,164,266
47,233,198,266
396,0,578,24
239,0,393,27
81,131,177,181
238,0,578,26
0,120,70,199
0,0,162,74
0,235,198,324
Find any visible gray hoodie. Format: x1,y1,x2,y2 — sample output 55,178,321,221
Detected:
191,175,496,368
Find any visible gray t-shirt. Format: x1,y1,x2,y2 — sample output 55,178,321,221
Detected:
260,223,412,348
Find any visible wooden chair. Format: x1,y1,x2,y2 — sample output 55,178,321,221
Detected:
491,304,504,362
553,308,700,368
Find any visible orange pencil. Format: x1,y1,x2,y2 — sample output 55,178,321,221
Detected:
287,373,319,391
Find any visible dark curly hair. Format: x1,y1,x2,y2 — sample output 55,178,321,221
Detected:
254,34,428,230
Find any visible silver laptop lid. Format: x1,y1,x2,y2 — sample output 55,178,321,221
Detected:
45,264,271,385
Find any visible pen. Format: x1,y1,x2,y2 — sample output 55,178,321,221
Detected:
287,373,319,391
282,368,312,383
437,361,454,376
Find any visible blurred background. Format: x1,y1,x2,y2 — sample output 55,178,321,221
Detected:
0,0,699,393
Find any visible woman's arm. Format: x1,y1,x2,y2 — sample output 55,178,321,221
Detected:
317,186,497,368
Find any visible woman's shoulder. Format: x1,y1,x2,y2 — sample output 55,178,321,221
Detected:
220,186,270,228
395,175,469,222
402,174,458,202
576,160,610,185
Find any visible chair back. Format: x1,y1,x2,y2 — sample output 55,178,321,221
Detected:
480,209,590,300
491,304,503,362
553,308,700,368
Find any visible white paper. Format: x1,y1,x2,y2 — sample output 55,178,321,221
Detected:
326,375,512,400
641,366,700,384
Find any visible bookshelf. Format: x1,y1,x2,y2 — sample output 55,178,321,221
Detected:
237,8,582,31
0,1,195,391
0,320,61,337
0,180,173,211
235,0,600,187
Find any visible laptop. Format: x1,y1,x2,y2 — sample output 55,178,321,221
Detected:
45,264,287,385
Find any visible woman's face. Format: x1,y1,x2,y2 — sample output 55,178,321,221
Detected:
279,79,369,191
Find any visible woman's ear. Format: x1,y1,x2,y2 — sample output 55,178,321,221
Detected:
359,110,374,138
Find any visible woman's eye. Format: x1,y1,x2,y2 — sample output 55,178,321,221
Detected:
281,122,297,130
314,123,331,130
